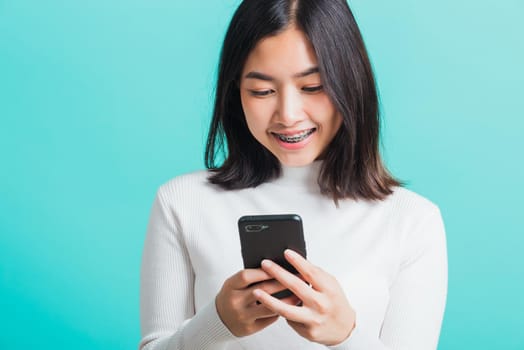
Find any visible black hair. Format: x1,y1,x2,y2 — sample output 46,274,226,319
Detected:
205,0,400,201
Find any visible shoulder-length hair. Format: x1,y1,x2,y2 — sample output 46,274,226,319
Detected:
205,0,400,202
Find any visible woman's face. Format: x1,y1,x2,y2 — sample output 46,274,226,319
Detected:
240,27,343,167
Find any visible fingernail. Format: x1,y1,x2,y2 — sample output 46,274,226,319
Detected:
253,289,262,298
261,259,272,268
285,249,296,258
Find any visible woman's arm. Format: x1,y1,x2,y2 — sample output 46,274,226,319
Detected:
332,207,448,350
377,207,448,349
139,187,235,350
255,207,448,350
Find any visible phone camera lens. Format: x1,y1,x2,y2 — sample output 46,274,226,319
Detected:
245,224,268,232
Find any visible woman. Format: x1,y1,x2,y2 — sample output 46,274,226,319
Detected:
139,1,447,349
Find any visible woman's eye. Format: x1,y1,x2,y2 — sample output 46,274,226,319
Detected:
249,89,274,97
302,85,323,93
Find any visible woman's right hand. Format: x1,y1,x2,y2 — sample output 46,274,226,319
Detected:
215,269,297,337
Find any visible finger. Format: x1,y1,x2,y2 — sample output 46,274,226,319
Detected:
228,269,274,289
286,319,310,339
284,249,327,290
246,279,287,304
260,259,317,305
279,293,302,306
246,303,279,319
253,288,311,324
254,315,279,329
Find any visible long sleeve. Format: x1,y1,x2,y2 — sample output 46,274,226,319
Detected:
139,186,236,350
138,170,447,350
379,207,448,349
328,206,448,350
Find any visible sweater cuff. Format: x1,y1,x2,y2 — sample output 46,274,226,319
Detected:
174,300,237,349
328,323,388,350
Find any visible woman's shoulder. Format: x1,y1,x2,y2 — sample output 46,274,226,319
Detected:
383,186,442,219
154,169,225,201
383,187,446,257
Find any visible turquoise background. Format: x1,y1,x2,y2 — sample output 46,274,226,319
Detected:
1,0,522,349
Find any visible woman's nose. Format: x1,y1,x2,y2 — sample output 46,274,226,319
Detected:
274,89,304,126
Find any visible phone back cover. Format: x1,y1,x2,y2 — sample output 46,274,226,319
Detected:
238,214,307,274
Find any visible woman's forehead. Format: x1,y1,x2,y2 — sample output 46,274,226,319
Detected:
241,27,319,79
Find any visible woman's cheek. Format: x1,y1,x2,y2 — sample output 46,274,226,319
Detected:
247,99,274,124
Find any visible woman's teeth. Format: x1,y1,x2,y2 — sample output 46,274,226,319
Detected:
274,129,316,143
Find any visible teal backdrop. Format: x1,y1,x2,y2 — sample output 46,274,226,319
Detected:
1,0,523,349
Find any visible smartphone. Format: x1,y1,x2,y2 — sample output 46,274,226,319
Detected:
238,214,307,272
238,214,307,299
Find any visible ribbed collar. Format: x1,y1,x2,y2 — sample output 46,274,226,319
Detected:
270,160,322,189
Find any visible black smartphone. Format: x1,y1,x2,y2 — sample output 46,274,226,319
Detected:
238,214,307,298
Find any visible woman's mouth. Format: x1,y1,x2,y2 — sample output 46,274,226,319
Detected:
272,128,316,143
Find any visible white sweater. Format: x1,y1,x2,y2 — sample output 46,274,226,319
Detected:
139,162,447,350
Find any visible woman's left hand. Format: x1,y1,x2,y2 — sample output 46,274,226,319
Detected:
253,249,356,346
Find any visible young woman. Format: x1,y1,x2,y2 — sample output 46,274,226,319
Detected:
139,1,447,349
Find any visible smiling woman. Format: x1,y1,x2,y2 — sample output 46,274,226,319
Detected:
239,27,342,167
205,0,399,201
139,1,447,350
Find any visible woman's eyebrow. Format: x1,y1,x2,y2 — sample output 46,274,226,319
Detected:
244,71,274,81
294,66,319,78
243,66,319,81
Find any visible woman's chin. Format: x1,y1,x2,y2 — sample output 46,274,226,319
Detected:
277,154,318,167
